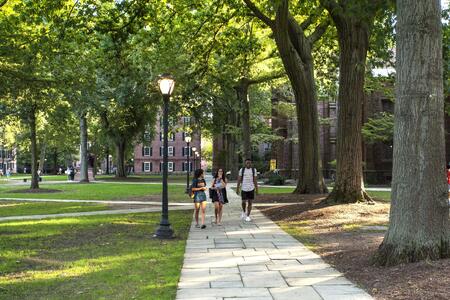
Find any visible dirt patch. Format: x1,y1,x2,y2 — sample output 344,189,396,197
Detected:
256,194,450,300
7,188,62,194
256,193,328,204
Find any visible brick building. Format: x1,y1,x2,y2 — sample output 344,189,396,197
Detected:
133,116,201,174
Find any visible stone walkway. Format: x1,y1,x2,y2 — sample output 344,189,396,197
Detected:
0,206,191,222
176,187,372,300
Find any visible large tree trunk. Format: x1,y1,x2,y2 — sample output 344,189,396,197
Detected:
327,20,371,203
38,138,46,174
272,1,327,194
29,109,39,189
115,139,127,178
53,148,58,175
376,0,449,266
79,114,89,182
236,79,252,160
105,148,110,175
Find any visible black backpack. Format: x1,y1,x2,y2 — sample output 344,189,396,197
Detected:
241,167,255,178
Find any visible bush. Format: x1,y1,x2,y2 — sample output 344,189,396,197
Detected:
265,173,285,185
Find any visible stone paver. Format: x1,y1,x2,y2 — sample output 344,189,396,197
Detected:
176,185,373,300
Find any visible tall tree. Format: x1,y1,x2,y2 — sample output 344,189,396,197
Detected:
243,0,329,193
320,0,390,203
376,0,449,266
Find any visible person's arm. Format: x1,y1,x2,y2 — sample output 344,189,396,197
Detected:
254,169,258,194
221,178,227,188
236,170,242,194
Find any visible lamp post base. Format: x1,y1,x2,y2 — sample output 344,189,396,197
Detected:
154,224,174,239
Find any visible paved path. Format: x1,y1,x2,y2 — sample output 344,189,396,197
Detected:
0,206,191,222
176,187,372,300
0,197,191,206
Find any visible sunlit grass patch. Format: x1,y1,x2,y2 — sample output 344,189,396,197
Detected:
0,201,108,217
0,211,192,299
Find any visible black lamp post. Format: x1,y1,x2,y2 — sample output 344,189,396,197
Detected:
192,146,197,170
195,151,199,170
185,135,191,193
155,73,175,239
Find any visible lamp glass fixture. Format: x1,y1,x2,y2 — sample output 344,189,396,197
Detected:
158,74,175,96
185,136,192,143
192,147,197,152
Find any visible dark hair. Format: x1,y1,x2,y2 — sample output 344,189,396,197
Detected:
194,168,204,179
245,158,252,162
213,168,226,182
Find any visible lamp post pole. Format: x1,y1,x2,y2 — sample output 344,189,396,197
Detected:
192,146,197,170
185,136,191,193
155,74,175,239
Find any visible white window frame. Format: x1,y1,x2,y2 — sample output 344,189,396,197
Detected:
144,162,151,172
168,146,174,157
144,146,151,156
168,162,174,172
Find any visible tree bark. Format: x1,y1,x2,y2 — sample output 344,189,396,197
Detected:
105,148,110,175
115,139,127,178
53,148,58,175
271,1,327,193
326,19,372,203
79,114,89,182
376,0,449,266
235,79,252,160
29,109,39,189
38,138,46,174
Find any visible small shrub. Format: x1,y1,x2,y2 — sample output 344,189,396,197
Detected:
266,173,285,185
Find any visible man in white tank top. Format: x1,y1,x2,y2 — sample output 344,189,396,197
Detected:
236,158,258,222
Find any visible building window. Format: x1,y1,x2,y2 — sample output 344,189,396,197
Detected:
160,162,174,172
329,137,337,144
168,146,174,157
144,132,151,141
381,99,394,113
182,162,193,172
182,147,192,157
169,133,175,141
143,146,151,156
143,162,152,172
183,117,191,126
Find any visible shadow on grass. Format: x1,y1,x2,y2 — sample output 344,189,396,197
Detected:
0,211,193,300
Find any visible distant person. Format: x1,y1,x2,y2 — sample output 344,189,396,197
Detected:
447,164,450,196
192,169,208,229
0,169,3,177
58,167,62,175
6,168,11,180
210,168,228,225
23,167,27,174
70,167,75,181
236,158,258,222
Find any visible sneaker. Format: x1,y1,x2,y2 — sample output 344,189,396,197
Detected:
201,225,206,229
245,216,251,222
195,224,200,228
241,212,246,219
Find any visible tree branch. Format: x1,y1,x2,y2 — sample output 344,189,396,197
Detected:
319,0,344,23
308,19,330,44
248,72,286,85
243,0,275,29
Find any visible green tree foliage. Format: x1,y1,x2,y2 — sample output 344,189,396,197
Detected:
362,112,394,144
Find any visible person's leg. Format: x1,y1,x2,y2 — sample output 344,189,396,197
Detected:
218,203,223,224
214,201,219,223
194,202,200,225
201,201,207,226
247,199,253,216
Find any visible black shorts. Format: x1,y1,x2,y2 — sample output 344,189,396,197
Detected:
241,190,255,200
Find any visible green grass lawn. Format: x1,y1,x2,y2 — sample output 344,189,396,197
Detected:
0,183,191,202
96,174,188,183
256,186,391,202
0,210,192,300
0,201,109,217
